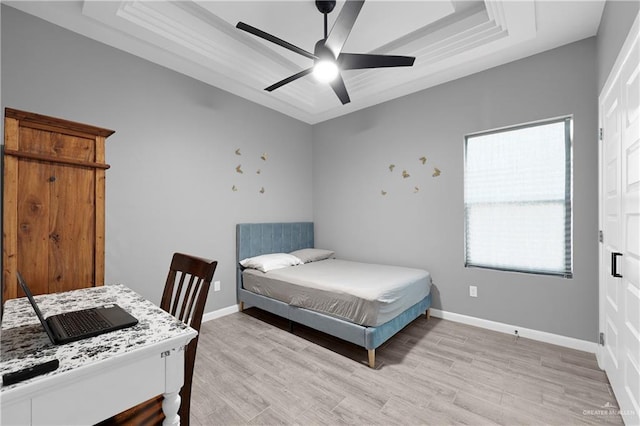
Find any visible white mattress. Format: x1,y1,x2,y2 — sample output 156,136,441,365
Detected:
242,259,431,327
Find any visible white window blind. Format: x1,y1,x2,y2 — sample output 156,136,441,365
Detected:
464,117,573,278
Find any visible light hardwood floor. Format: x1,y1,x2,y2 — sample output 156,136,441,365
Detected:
190,308,623,425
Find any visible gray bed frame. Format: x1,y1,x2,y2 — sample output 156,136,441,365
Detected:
236,222,431,368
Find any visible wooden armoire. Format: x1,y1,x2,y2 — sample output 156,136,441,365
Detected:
3,108,115,300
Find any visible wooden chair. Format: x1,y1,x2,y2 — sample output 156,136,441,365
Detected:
99,253,217,426
161,252,217,426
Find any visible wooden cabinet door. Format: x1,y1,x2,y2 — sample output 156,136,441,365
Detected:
48,162,96,293
3,109,114,299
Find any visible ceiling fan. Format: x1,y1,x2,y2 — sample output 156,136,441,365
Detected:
236,0,415,105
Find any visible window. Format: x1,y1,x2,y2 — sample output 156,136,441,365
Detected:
464,117,573,278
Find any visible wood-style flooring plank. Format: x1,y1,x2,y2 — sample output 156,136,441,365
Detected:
190,309,623,425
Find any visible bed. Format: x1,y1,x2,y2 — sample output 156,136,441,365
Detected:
236,222,432,368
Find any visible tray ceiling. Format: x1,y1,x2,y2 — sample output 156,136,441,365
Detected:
6,1,605,124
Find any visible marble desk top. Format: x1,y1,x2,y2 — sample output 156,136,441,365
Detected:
1,284,196,392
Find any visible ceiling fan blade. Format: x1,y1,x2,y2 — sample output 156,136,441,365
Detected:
237,22,317,61
329,73,351,105
324,0,365,58
265,68,314,92
339,53,415,70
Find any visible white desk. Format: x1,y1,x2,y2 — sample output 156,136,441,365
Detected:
0,285,197,426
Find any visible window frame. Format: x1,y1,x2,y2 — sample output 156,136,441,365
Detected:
463,116,574,278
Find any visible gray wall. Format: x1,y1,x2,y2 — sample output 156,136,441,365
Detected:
596,0,640,91
1,6,313,308
312,38,599,342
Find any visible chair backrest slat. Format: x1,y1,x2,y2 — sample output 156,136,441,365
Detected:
170,272,185,317
182,279,200,325
179,276,197,322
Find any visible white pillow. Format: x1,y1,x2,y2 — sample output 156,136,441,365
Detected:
289,248,335,264
239,253,302,272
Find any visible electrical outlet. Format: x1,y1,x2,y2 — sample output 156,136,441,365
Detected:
214,281,221,292
469,285,478,297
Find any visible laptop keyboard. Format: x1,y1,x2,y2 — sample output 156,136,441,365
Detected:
58,309,110,337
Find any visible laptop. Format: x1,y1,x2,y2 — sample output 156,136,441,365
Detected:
16,272,138,345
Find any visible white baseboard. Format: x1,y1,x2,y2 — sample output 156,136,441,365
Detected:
202,304,597,354
430,308,598,354
202,304,239,323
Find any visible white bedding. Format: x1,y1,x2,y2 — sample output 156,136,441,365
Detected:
241,258,431,326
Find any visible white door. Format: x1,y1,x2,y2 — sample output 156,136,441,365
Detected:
599,13,640,426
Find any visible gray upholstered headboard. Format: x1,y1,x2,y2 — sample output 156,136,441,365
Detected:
236,222,314,295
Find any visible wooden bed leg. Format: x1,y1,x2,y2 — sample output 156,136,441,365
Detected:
426,308,431,320
367,349,375,368
239,301,244,312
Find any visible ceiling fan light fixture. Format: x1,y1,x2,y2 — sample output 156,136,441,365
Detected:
237,0,414,105
313,59,339,83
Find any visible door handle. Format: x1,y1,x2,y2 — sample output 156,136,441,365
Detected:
611,252,623,278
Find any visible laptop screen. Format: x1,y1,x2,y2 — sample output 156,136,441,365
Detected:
16,272,57,343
